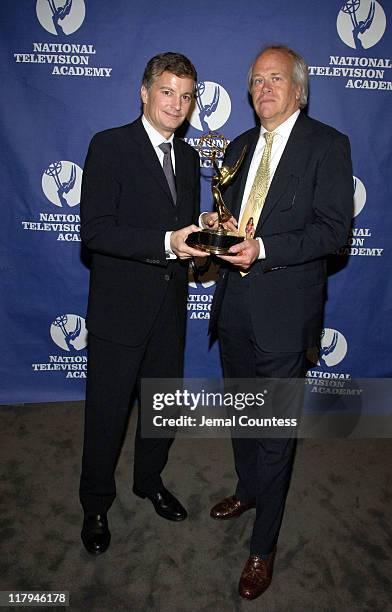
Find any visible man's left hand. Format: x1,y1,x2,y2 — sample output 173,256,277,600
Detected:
170,224,207,259
217,238,260,270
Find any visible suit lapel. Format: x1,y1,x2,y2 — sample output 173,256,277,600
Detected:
258,113,312,227
173,138,187,205
230,130,259,219
130,118,175,205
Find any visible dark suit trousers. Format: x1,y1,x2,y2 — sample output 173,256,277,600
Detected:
218,271,307,556
79,284,183,514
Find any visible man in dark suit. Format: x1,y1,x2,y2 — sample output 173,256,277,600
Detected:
79,52,205,555
203,45,353,599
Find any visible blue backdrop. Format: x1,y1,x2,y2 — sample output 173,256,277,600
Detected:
1,0,391,404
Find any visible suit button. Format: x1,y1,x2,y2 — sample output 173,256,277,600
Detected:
164,274,171,281
174,216,178,222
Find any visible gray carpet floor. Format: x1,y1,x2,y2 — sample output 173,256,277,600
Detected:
1,401,391,612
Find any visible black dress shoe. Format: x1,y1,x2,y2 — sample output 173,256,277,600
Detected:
133,486,187,521
81,513,111,555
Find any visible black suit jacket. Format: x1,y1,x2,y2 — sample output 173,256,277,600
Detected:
210,112,353,352
81,117,200,346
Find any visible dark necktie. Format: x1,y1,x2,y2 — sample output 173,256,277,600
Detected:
159,142,177,205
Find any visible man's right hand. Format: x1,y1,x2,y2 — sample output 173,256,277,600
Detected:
170,225,208,259
201,212,238,233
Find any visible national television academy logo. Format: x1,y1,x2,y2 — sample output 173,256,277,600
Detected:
353,176,366,217
50,314,87,351
42,161,83,207
308,328,348,368
337,0,386,49
36,0,86,36
188,81,231,132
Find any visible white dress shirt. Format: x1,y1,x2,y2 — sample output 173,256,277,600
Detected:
141,115,176,258
240,109,300,258
200,110,300,259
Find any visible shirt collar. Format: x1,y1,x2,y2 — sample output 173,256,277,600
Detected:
142,115,175,148
260,109,300,139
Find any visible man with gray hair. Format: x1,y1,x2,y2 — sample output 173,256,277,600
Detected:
204,45,353,600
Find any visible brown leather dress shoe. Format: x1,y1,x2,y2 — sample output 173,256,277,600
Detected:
210,495,255,520
238,551,276,600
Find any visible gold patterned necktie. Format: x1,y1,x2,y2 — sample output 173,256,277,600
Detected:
238,131,275,240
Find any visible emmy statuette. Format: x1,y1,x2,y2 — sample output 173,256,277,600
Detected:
186,132,247,255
